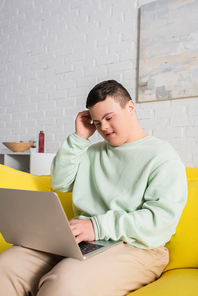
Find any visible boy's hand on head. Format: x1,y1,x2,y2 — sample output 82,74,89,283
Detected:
69,219,95,244
75,110,96,140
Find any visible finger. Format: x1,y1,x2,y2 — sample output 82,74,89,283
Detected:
81,113,92,121
69,221,79,231
69,219,76,225
69,223,82,237
78,110,90,117
69,219,80,227
71,228,81,237
69,220,83,235
75,234,84,244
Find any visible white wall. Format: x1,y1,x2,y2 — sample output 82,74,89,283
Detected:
0,0,197,167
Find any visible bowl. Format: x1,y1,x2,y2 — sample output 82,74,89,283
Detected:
3,142,34,153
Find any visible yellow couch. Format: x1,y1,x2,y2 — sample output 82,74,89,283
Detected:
0,164,198,295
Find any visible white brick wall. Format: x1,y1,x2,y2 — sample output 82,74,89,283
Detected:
0,0,197,167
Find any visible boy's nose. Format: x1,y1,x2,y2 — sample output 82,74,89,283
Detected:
100,121,109,131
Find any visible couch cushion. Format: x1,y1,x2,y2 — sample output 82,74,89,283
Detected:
127,269,198,296
164,180,198,271
186,167,198,182
0,164,52,191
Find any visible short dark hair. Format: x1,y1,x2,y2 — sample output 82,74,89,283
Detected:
86,80,132,109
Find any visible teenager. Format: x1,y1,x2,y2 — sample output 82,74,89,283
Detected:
0,80,187,296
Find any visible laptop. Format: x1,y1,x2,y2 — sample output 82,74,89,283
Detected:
0,188,122,260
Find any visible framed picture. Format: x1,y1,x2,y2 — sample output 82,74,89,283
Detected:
138,0,198,102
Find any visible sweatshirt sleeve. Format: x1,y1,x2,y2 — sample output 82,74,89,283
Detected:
91,159,188,249
51,133,90,192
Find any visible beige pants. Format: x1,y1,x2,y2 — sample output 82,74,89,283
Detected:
0,243,169,296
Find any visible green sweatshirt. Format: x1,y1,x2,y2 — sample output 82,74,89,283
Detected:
51,133,187,249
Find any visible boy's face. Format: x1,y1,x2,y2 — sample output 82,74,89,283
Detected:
89,96,135,146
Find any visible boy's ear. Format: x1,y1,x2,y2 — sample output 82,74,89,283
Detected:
127,100,135,116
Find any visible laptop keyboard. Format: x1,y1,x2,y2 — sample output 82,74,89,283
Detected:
79,241,103,255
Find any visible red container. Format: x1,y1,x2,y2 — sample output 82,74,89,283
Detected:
39,131,44,153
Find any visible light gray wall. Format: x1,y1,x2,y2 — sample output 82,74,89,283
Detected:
0,0,197,166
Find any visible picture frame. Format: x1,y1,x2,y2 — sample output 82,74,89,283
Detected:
138,0,198,103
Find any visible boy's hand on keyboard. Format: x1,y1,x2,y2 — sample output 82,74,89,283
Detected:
69,219,95,244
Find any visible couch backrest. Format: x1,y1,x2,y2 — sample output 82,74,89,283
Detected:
164,167,198,272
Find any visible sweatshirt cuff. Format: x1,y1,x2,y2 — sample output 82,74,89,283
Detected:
91,216,101,241
71,133,91,146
